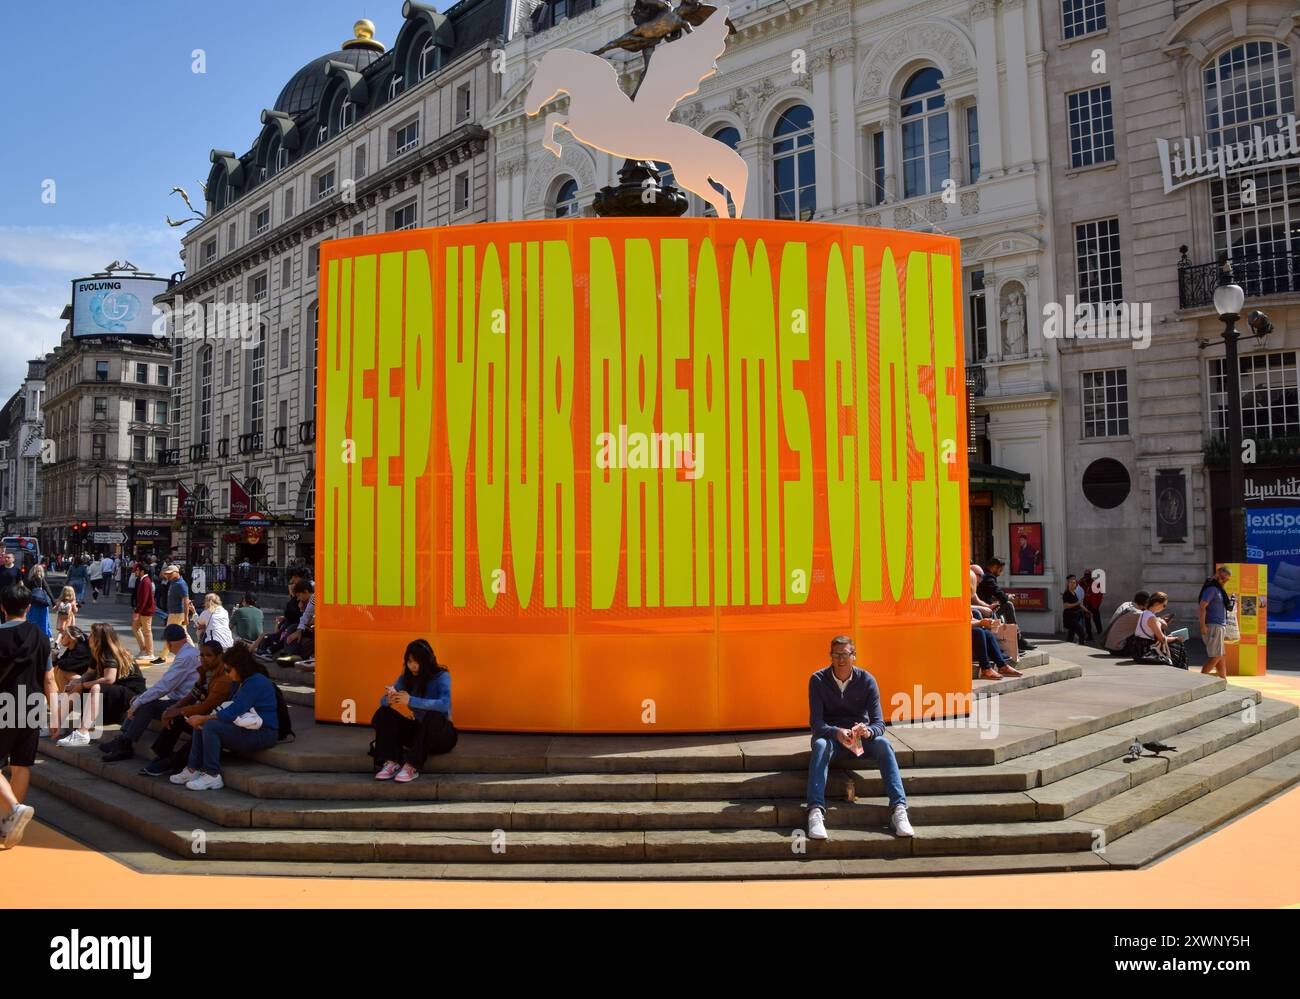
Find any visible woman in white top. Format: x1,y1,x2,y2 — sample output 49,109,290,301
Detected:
1135,591,1182,660
196,593,235,650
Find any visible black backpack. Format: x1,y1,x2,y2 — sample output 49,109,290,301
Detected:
272,682,295,742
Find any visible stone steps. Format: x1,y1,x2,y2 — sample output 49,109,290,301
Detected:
28,649,1300,877
30,740,1300,865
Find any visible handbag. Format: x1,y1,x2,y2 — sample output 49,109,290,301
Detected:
993,620,1019,663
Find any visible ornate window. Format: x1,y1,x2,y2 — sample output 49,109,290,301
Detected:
418,38,439,81
553,177,579,218
772,105,815,220
705,125,741,216
1203,41,1298,291
901,68,949,198
248,327,266,438
339,97,357,132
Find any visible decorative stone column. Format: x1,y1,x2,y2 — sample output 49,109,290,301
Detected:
971,1,1004,177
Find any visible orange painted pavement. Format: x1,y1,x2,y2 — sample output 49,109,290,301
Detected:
5,674,1299,908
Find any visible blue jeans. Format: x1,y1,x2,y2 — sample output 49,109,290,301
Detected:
119,698,172,743
187,718,278,775
972,627,1008,668
806,733,906,812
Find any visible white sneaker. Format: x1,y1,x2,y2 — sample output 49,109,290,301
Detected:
56,729,91,748
1,803,35,848
169,767,200,785
186,772,224,791
891,804,915,838
807,807,829,841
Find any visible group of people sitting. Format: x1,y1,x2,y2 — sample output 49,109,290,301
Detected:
968,558,1036,679
1099,567,1234,675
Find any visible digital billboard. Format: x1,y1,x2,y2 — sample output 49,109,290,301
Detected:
70,275,170,338
314,218,971,732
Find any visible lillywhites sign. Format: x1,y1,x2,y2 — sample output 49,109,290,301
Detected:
1156,114,1300,194
1246,475,1300,504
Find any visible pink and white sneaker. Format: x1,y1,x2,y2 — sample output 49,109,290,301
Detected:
374,761,400,781
394,764,419,784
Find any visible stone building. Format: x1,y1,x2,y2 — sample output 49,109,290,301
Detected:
0,360,46,538
489,0,1064,630
1044,0,1300,621
40,328,174,558
155,0,509,568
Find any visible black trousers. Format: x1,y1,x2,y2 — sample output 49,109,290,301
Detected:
1063,609,1088,643
151,713,195,764
371,705,458,769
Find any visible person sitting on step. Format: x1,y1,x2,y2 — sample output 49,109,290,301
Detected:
806,635,912,842
56,623,146,748
972,607,1022,679
140,641,232,777
170,643,279,791
98,625,202,763
371,638,458,784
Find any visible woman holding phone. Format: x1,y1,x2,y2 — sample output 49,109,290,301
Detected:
370,639,456,783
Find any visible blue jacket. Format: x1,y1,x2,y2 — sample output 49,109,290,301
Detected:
216,672,278,732
808,666,886,741
381,670,451,722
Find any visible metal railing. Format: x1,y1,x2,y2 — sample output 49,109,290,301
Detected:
238,431,264,455
1178,248,1300,309
965,364,987,397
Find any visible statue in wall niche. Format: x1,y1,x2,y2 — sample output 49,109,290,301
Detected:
1001,289,1027,356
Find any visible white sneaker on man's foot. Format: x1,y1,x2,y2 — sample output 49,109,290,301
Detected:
185,772,224,791
1,803,35,848
807,807,829,840
169,767,199,785
891,804,914,837
56,729,91,748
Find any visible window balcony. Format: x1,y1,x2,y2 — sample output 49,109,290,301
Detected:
273,425,288,449
965,364,987,397
238,431,264,455
1178,248,1300,310
297,419,316,445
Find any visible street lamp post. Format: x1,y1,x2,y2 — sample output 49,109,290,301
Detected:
128,472,140,561
1204,266,1273,561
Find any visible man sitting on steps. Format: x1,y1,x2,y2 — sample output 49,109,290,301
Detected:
806,635,913,842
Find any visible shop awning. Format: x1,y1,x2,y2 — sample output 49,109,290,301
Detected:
969,462,1031,513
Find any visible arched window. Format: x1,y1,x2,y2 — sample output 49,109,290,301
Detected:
1203,40,1297,290
338,97,357,132
276,142,288,174
192,483,212,518
705,125,741,216
418,38,439,81
901,67,950,199
772,105,815,220
553,178,579,218
197,346,213,446
388,74,404,101
299,475,316,522
245,477,269,513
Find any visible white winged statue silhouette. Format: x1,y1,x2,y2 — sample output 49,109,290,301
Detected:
524,5,747,219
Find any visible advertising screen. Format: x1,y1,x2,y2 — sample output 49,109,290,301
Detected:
1246,507,1300,633
70,275,170,338
314,218,971,732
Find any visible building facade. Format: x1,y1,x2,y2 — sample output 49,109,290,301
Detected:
489,0,1064,629
40,332,175,558
1044,0,1300,620
0,360,46,537
157,0,509,568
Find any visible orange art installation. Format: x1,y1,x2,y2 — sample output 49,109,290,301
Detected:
314,218,971,732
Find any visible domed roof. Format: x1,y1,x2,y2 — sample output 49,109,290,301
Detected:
274,45,384,116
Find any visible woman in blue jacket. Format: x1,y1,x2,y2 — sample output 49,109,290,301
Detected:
371,638,456,783
171,643,278,791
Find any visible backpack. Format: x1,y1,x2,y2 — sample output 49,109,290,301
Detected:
272,682,295,742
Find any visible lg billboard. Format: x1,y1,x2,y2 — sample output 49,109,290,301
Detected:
70,275,169,338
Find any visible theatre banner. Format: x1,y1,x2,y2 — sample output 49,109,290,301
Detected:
314,219,971,732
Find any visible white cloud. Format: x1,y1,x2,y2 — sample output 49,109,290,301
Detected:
0,223,182,277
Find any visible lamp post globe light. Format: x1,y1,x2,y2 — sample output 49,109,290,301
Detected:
127,472,140,560
1202,265,1271,562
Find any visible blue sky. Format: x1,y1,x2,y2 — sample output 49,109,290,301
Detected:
0,0,445,393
